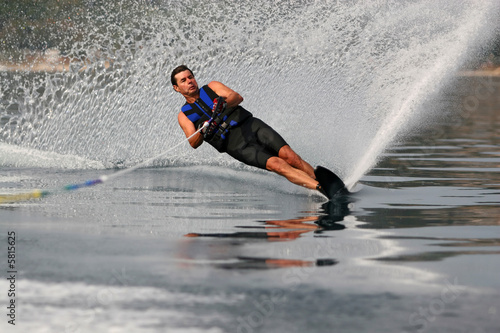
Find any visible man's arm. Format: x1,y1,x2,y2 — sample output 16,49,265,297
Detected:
207,81,243,108
178,111,203,148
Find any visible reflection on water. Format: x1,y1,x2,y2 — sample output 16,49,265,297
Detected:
181,200,351,269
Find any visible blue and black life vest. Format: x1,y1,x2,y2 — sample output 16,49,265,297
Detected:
181,85,252,152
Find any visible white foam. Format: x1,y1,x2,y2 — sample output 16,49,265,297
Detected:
0,143,105,169
0,278,239,333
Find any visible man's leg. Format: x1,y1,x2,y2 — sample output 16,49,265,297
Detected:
277,145,316,179
266,156,319,190
250,119,316,179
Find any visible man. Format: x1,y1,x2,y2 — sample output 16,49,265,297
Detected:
172,65,323,193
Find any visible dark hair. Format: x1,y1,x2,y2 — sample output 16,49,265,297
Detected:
171,65,193,86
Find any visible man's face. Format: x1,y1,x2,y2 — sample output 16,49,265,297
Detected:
173,70,198,97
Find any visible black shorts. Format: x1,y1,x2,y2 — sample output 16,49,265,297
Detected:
224,117,288,170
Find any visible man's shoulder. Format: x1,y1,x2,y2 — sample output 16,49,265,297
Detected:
207,81,223,89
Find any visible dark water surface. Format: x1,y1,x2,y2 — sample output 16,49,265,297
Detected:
0,76,499,332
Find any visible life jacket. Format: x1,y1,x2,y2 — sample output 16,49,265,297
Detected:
181,85,252,152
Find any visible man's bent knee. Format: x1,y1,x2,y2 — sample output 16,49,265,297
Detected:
278,145,302,167
266,156,287,174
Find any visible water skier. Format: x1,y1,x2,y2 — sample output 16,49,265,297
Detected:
171,65,323,193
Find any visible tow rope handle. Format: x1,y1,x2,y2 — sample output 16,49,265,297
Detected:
204,97,226,140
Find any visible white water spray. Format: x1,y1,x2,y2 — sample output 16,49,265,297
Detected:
0,0,497,187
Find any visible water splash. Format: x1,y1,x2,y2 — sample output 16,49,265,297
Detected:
0,0,498,185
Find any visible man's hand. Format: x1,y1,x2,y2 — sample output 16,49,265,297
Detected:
212,96,227,116
199,120,210,135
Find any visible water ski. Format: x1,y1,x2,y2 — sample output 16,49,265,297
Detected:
314,166,347,200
